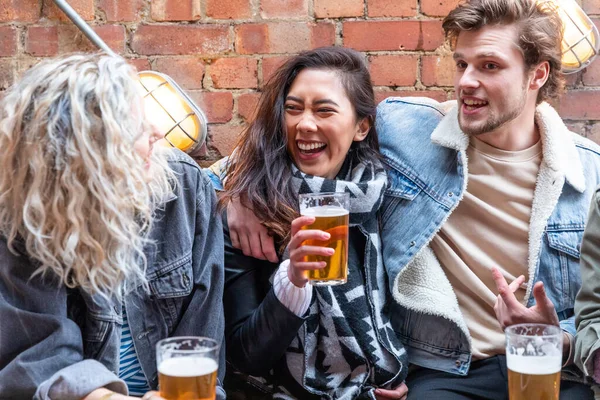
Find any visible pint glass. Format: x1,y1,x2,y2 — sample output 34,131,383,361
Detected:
299,192,350,286
157,336,219,400
506,324,563,400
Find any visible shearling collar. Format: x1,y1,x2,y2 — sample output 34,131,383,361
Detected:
430,101,586,193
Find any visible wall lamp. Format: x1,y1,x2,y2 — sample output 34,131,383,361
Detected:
539,0,599,74
51,0,208,154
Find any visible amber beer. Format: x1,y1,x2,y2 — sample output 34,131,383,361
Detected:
158,357,217,400
157,337,220,400
507,356,561,400
506,324,562,400
299,192,350,286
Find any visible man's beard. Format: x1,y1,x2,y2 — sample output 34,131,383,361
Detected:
459,85,528,137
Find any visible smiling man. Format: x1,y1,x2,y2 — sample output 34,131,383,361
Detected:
377,0,600,398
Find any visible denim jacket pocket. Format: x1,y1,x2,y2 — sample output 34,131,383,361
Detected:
149,253,194,332
545,227,584,310
82,316,112,360
382,169,421,223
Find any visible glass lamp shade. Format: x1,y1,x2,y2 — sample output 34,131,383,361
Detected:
137,71,208,153
539,0,599,74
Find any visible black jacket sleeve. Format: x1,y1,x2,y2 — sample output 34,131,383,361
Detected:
223,216,306,376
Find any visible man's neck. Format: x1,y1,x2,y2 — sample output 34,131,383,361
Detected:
474,110,539,151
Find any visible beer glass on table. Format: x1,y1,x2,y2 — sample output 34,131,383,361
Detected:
156,336,219,400
506,324,563,400
299,192,350,286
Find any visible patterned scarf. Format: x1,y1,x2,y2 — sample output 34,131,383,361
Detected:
275,154,408,399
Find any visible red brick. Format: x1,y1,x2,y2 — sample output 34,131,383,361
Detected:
583,0,600,14
98,0,144,22
421,0,461,17
209,123,244,156
132,25,229,55
210,58,258,89
564,72,580,88
422,54,455,87
583,59,600,85
343,21,444,51
238,92,260,121
0,0,39,22
58,25,125,54
262,56,290,84
128,58,151,72
315,0,363,18
311,22,336,48
557,90,600,120
207,0,251,19
236,22,316,54
0,59,14,90
565,122,586,136
261,0,307,18
44,0,94,21
26,26,58,57
155,57,205,90
368,0,416,17
189,91,234,123
235,24,268,54
151,0,201,21
369,55,418,87
589,122,600,145
0,26,16,56
375,89,448,105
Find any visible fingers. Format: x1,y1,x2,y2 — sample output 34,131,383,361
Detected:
288,228,330,252
532,281,560,325
491,267,521,310
248,227,266,260
291,215,316,237
141,391,165,400
259,230,278,263
508,275,526,293
375,384,408,399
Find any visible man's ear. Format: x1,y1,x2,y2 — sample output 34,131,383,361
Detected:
529,61,550,91
353,117,371,142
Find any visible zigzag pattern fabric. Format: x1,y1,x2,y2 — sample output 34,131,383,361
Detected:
279,155,408,399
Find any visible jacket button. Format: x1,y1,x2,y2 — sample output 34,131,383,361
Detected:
447,192,454,197
455,360,461,367
409,241,416,247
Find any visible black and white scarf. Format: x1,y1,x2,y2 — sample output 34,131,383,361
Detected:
274,155,408,399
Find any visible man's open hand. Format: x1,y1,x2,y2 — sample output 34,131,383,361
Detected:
491,267,559,329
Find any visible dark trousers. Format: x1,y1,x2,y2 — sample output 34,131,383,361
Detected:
405,356,593,400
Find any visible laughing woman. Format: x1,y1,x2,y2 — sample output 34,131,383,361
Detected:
217,47,408,399
0,54,225,400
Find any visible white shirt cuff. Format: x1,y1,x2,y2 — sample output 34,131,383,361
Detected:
272,260,312,317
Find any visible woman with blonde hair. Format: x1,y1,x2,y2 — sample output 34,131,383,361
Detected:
0,54,225,400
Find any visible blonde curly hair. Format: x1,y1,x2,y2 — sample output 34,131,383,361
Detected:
0,53,174,297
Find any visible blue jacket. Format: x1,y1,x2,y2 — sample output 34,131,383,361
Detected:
376,97,600,376
0,151,226,400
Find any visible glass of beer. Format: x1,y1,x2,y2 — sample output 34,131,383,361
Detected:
157,336,219,400
299,192,349,286
506,324,563,400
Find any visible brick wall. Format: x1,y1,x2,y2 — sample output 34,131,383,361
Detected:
1,0,599,165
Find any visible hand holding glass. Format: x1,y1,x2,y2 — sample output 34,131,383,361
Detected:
298,192,349,286
156,337,219,400
506,324,562,400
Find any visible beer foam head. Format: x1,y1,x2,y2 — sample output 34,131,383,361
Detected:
507,355,561,375
158,357,218,377
301,205,349,217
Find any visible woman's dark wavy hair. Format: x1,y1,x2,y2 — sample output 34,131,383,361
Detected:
220,46,379,249
442,0,565,104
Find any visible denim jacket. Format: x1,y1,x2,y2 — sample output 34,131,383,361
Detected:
377,97,600,376
0,151,226,400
